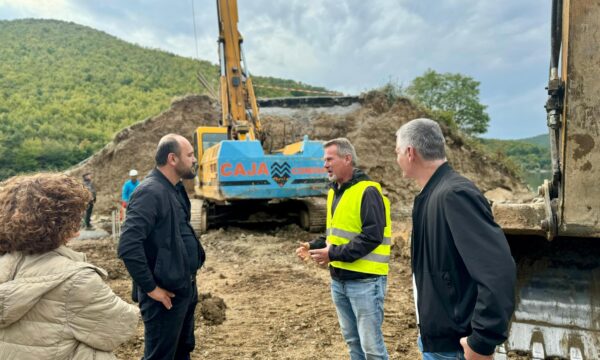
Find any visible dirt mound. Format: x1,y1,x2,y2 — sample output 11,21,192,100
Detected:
68,95,219,215
71,91,529,217
261,91,530,216
198,293,227,326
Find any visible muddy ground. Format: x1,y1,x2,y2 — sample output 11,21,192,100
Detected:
72,222,530,360
71,222,420,360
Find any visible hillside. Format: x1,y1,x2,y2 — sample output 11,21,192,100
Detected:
518,134,549,147
478,135,550,174
0,19,329,179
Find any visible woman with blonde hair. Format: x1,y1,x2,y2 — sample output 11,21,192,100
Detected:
0,173,139,360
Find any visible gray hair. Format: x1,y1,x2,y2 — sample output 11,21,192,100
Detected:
324,138,358,166
396,118,446,161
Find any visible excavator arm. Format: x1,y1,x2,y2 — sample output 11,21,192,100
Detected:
216,0,261,141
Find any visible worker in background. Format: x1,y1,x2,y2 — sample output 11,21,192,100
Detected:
394,118,516,360
296,137,392,360
81,172,96,230
120,169,140,221
0,173,139,359
118,134,205,360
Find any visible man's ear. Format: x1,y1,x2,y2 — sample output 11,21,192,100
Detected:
407,146,416,162
167,152,177,165
345,154,353,165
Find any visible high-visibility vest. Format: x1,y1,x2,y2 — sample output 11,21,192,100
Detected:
327,180,392,275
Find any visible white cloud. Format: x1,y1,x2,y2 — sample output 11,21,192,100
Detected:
0,0,553,138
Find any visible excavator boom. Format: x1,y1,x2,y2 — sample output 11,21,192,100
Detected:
216,0,261,140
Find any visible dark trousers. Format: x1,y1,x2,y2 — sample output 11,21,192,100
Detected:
84,202,94,227
138,280,199,360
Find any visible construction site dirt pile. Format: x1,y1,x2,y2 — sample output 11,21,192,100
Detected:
69,95,219,215
71,92,529,217
261,90,530,213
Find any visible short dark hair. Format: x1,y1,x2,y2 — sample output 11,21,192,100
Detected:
0,173,92,254
155,136,181,166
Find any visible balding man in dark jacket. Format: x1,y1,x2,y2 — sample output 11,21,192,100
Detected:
118,134,205,360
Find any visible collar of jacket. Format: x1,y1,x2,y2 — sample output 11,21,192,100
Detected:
330,168,371,194
416,161,452,198
150,168,182,193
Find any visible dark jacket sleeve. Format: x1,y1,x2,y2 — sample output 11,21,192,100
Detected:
117,185,159,293
444,187,516,355
309,235,327,249
328,186,385,262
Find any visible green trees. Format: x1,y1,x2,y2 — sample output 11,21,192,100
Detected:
0,19,329,180
478,137,550,173
406,69,490,135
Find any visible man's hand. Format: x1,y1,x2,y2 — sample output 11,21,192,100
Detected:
460,337,492,360
309,244,331,266
148,286,175,310
296,242,310,261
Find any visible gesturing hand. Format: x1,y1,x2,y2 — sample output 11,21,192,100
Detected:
148,286,175,310
309,244,331,266
296,242,310,261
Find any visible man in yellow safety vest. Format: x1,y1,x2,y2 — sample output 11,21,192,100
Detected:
296,137,392,360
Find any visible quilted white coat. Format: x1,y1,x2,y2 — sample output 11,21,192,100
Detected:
0,245,139,359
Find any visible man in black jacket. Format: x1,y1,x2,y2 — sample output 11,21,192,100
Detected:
395,119,516,360
296,138,392,360
118,133,205,360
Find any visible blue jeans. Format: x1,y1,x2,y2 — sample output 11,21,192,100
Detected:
418,336,465,360
331,276,388,360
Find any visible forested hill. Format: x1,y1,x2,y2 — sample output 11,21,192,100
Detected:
478,134,550,172
0,19,329,179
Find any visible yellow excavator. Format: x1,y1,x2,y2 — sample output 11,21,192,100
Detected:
190,0,329,233
492,0,599,358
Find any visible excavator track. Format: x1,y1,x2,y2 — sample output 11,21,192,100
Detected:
496,237,600,360
299,197,326,233
190,199,207,234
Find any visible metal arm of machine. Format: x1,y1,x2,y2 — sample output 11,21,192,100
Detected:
216,0,262,141
544,0,564,199
539,0,564,240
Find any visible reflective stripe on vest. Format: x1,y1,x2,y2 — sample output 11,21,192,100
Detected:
327,180,392,275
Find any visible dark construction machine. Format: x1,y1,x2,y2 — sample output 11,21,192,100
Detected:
492,0,600,359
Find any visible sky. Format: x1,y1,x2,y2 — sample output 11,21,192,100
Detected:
0,0,553,139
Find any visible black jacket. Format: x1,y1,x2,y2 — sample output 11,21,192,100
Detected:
118,168,205,295
412,163,515,355
310,169,386,280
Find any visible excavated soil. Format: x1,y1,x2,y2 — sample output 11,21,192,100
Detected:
69,92,530,217
68,92,534,359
